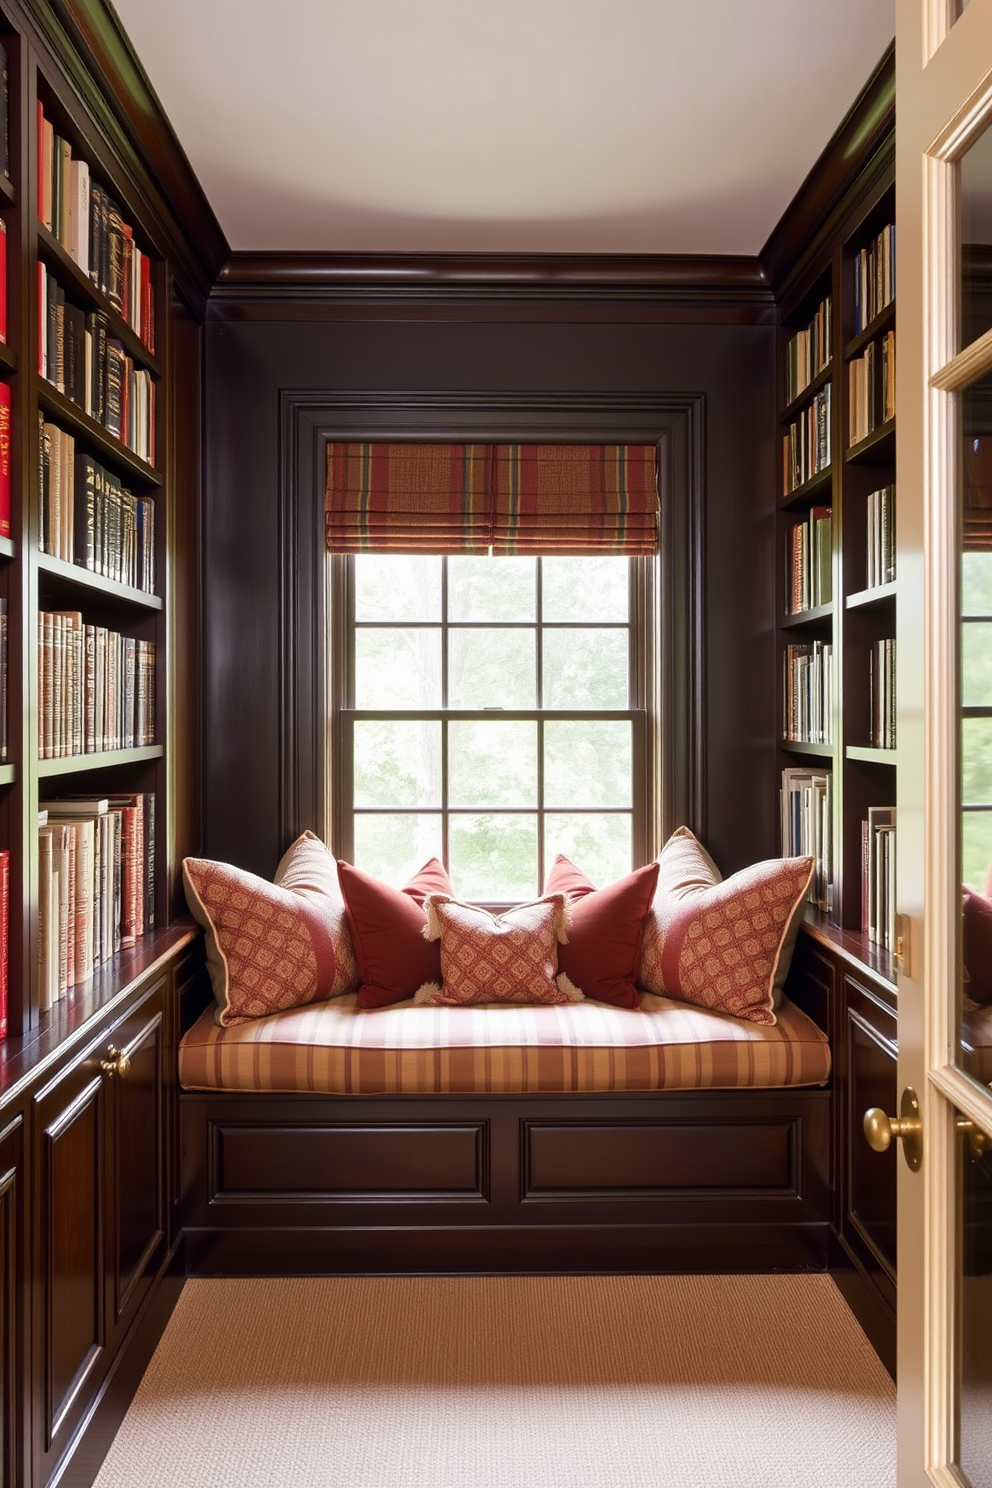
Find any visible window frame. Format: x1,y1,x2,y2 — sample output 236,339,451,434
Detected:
327,552,659,890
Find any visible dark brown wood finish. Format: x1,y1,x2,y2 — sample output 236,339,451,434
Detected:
0,1114,25,1488
205,313,776,878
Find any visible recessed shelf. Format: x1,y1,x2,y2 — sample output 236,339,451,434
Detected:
780,465,833,509
38,744,164,777
846,744,897,764
37,223,162,377
37,552,162,611
780,739,833,758
780,363,833,423
0,764,15,787
37,380,161,488
846,581,897,610
0,536,14,561
846,419,895,466
844,299,895,360
782,601,834,629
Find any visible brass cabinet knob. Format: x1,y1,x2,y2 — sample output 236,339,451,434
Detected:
863,1086,922,1172
100,1045,131,1078
956,1116,989,1161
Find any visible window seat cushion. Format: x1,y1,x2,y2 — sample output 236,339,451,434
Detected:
178,991,831,1096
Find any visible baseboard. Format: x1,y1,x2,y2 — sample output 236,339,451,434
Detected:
828,1228,896,1380
52,1242,186,1488
184,1221,832,1277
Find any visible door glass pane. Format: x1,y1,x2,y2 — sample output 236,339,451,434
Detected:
544,812,632,885
448,628,535,707
542,630,628,708
353,721,441,808
544,721,632,808
960,125,992,349
958,1112,992,1488
354,813,443,884
355,628,441,707
449,814,538,901
963,623,992,706
449,721,537,807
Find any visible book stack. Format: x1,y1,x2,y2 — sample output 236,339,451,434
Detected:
36,104,155,352
848,330,896,447
862,806,896,951
38,612,155,759
866,485,896,589
786,505,832,614
781,767,832,910
869,638,896,748
783,639,833,745
854,223,896,334
785,295,832,403
782,385,831,494
38,271,156,465
39,420,156,589
38,793,155,1010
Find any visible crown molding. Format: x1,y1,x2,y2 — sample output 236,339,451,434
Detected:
213,252,772,309
33,0,229,308
760,40,895,296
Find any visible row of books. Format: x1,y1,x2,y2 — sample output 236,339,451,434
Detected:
39,612,155,760
38,793,155,1011
0,379,8,537
862,806,896,951
783,639,833,745
869,638,896,749
786,504,832,614
37,104,156,352
866,484,896,590
853,223,895,335
780,766,832,911
39,419,156,589
0,850,8,1041
848,329,896,446
39,269,157,465
785,294,832,405
782,384,831,495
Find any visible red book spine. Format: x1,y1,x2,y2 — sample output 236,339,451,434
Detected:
0,849,9,1040
140,253,153,353
0,382,11,539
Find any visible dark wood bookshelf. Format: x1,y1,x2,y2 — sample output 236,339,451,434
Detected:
846,417,895,464
844,298,896,360
846,580,897,610
780,464,833,510
780,361,833,422
782,600,834,629
37,744,164,777
37,378,161,486
37,550,162,610
37,222,162,376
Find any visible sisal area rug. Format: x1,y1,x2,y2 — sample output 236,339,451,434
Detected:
93,1273,895,1488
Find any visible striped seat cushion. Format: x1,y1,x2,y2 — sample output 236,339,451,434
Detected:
178,991,830,1096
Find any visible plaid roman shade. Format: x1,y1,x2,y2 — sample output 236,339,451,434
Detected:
324,441,659,555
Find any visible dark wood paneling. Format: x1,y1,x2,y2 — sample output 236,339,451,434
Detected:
524,1120,796,1197
213,1123,487,1201
0,1115,24,1488
844,988,897,1302
204,315,776,878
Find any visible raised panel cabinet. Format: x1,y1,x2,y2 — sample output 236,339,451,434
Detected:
0,1115,25,1488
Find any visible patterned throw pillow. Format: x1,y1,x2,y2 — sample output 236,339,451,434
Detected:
415,894,580,1007
183,831,357,1026
637,826,813,1026
543,855,660,1008
337,858,454,1008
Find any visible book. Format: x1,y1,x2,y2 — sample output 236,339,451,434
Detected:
0,849,8,1041
0,382,10,539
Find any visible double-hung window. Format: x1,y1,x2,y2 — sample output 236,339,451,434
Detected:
325,442,660,898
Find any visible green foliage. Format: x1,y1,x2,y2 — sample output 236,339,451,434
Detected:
545,722,632,808
355,629,441,708
544,813,632,886
448,556,535,621
450,815,538,900
962,811,992,893
355,555,441,621
354,813,443,885
449,721,537,807
543,629,627,708
543,556,628,622
354,721,441,808
449,629,535,707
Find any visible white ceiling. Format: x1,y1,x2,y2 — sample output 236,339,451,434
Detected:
110,0,895,257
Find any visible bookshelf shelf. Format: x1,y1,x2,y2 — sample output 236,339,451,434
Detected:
0,766,15,787
0,536,14,561
37,380,160,487
37,552,162,611
844,299,896,360
846,744,898,765
781,739,833,758
0,342,17,376
781,362,833,422
38,744,164,778
782,601,834,629
780,465,833,510
0,171,13,209
37,223,162,377
846,418,895,465
846,581,897,610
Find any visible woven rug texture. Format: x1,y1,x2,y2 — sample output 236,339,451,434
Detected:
92,1272,895,1488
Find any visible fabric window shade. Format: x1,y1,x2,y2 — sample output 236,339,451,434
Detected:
325,441,658,555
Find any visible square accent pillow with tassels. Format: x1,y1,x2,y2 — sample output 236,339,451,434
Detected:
414,894,581,1007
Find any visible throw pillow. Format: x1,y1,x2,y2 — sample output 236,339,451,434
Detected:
415,894,580,1006
637,826,813,1025
963,887,992,1005
183,831,357,1026
543,855,660,1008
337,858,453,1008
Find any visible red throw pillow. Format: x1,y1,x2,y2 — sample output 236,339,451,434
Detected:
337,858,453,1008
964,888,992,1005
638,826,813,1026
543,855,660,1008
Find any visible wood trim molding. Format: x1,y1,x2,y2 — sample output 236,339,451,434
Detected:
216,252,771,308
31,0,229,306
761,41,895,295
277,391,706,854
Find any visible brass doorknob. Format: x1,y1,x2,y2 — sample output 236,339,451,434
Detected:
100,1045,131,1078
864,1086,922,1171
956,1116,989,1161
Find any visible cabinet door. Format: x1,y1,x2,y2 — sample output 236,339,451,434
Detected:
843,971,897,1310
0,1114,25,1488
31,1049,109,1484
104,977,168,1347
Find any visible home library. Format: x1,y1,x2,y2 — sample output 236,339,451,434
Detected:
0,9,176,1045
777,169,898,964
